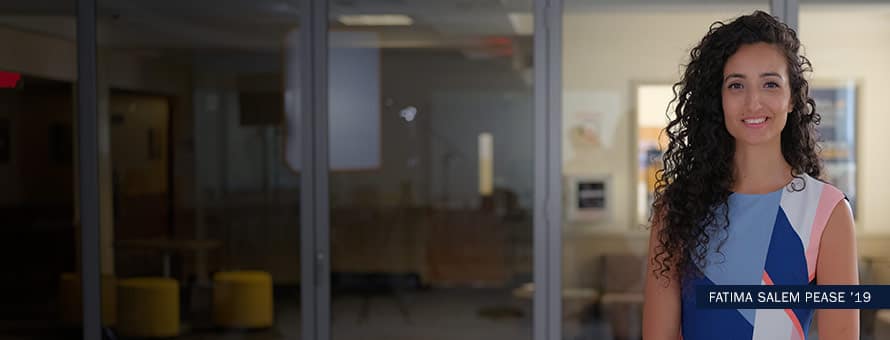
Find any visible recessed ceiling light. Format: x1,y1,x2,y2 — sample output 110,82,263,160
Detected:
338,14,413,26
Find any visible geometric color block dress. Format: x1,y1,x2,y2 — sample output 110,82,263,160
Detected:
681,174,848,340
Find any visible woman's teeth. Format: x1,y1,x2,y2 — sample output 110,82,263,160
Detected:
743,117,767,124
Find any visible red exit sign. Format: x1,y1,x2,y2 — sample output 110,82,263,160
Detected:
0,71,21,88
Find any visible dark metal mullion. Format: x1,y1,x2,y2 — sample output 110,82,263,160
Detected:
533,0,564,339
770,0,785,21
76,0,101,339
312,0,331,338
300,0,315,337
533,0,547,337
771,0,798,30
300,0,330,339
300,0,316,338
546,0,564,339
785,0,798,31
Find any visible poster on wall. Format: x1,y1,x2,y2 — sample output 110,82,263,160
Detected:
811,81,856,214
565,175,610,224
562,91,620,163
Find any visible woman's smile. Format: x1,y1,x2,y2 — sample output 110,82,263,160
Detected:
741,116,769,128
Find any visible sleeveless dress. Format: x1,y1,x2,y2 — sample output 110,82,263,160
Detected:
680,174,848,340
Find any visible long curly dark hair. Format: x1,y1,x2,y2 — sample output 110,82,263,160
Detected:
651,10,823,282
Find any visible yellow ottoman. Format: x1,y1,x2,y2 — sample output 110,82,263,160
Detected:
117,277,179,338
213,271,274,328
58,273,117,327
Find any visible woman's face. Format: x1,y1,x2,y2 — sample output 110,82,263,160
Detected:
721,42,793,148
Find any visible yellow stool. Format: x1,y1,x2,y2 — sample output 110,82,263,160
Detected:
58,273,117,327
117,277,179,338
213,271,274,328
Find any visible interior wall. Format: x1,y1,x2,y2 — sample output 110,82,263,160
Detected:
0,24,191,274
0,26,77,82
799,6,890,234
0,27,78,208
0,86,74,206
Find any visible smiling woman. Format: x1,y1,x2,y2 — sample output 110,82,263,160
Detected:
643,10,858,340
721,43,793,148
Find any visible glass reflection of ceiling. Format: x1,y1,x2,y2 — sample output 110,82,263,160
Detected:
2,0,889,52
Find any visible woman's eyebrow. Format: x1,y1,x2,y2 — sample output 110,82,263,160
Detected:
724,73,745,82
723,72,783,82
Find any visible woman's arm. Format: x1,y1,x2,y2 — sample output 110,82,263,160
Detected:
643,219,681,340
816,199,859,340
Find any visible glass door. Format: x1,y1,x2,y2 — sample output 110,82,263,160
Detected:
96,1,305,338
325,1,536,339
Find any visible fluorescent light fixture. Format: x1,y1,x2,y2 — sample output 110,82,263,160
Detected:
479,132,493,196
339,14,413,26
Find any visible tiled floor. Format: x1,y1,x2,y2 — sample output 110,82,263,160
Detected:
329,288,531,340
0,288,533,340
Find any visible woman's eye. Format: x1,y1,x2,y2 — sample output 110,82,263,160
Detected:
764,82,780,89
728,83,742,89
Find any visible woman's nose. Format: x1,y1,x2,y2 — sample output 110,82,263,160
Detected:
746,91,763,112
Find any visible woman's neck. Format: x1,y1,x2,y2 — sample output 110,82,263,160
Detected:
732,142,793,194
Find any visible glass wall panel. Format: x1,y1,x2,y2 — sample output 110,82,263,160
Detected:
0,2,83,338
327,2,535,339
97,1,303,338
